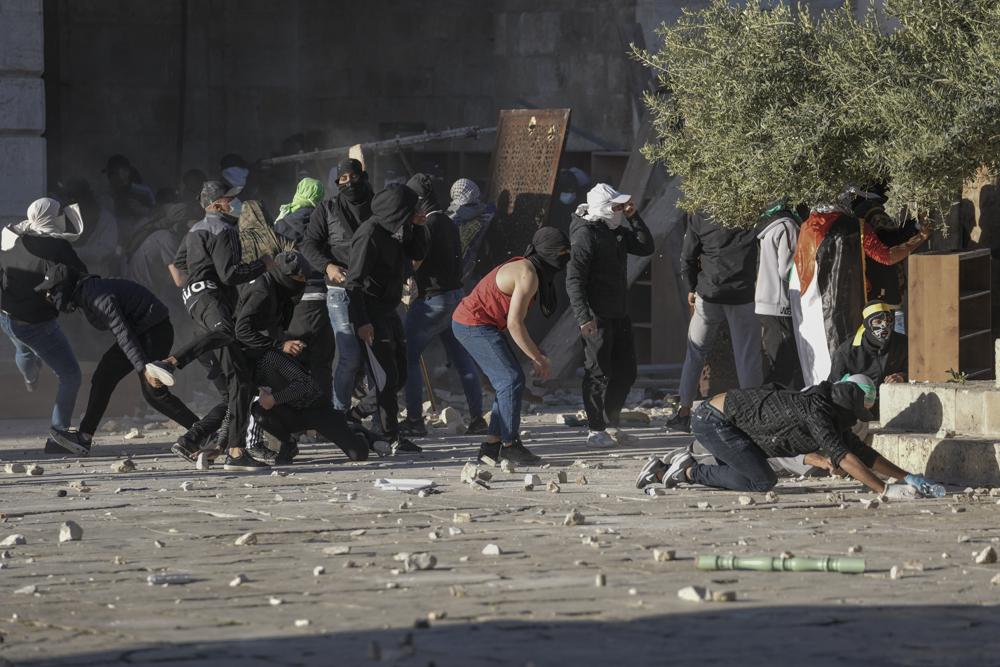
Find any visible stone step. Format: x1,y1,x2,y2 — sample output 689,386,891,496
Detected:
879,380,1000,436
871,431,1000,487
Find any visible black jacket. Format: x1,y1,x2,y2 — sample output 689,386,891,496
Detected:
345,186,428,326
681,214,758,304
1,235,87,323
275,206,325,296
566,212,654,324
414,211,463,299
723,382,868,467
234,272,301,359
300,193,372,281
72,276,169,373
173,212,268,306
829,331,907,387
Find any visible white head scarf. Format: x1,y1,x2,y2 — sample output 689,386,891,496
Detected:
2,198,84,251
575,183,631,228
450,178,480,207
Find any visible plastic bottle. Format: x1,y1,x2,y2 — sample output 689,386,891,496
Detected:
929,483,947,498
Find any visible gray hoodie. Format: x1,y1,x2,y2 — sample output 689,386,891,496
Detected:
755,215,798,317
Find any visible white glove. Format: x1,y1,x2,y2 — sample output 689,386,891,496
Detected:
883,484,919,501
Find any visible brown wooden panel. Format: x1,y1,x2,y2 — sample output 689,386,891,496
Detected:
908,253,959,381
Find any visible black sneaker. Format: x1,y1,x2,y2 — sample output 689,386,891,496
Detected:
398,418,428,437
635,456,667,490
465,417,489,436
664,412,691,434
49,428,92,456
477,442,502,467
144,361,176,387
222,451,270,472
247,443,278,464
171,438,199,463
274,441,299,465
501,439,541,466
43,437,64,455
391,438,423,456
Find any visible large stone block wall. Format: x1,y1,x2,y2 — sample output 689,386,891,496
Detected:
0,0,45,224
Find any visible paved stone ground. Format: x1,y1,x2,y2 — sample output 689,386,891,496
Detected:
0,414,998,667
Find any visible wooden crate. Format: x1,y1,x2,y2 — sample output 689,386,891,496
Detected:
908,248,993,381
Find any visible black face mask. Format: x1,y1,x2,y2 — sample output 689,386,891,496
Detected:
524,227,571,318
864,312,893,348
339,179,371,205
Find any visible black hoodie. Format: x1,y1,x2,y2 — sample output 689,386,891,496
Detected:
344,184,429,326
300,161,374,280
406,174,462,299
234,254,306,358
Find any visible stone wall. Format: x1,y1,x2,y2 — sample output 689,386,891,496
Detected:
0,0,45,224
44,0,646,192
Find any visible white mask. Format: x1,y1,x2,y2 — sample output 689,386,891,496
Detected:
605,211,624,230
559,192,576,205
222,166,249,189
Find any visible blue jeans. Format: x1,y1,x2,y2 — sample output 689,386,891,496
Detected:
404,290,483,420
1,313,82,430
689,401,778,492
452,321,523,442
326,286,363,411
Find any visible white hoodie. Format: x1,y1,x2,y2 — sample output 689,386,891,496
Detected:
754,215,798,317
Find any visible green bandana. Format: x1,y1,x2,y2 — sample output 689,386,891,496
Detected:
277,177,324,220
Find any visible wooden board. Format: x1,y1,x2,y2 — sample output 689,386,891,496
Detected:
908,253,960,381
483,109,570,266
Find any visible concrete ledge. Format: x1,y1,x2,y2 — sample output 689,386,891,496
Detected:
0,136,45,218
879,381,1000,436
872,431,1000,486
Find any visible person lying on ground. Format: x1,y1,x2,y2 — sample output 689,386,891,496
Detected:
452,226,571,467
37,264,200,455
635,375,940,498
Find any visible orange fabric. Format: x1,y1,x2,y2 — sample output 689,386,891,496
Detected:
793,211,840,295
861,221,893,265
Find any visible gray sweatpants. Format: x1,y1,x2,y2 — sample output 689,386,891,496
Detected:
679,297,763,406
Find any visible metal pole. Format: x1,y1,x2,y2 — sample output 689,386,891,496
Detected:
260,126,497,166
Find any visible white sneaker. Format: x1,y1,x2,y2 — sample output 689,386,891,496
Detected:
586,430,617,448
608,428,637,446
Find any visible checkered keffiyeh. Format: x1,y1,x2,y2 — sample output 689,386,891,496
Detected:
450,178,480,207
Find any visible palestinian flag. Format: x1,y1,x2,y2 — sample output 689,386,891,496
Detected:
789,210,866,386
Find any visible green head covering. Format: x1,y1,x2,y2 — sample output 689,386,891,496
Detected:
277,177,324,220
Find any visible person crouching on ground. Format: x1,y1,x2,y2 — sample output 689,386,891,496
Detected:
635,375,940,498
236,251,368,465
38,264,200,455
565,183,654,448
452,227,571,467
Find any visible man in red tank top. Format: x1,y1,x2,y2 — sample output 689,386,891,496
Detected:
453,227,570,466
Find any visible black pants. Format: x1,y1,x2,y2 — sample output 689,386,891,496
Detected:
369,311,407,440
175,294,252,450
581,316,637,431
759,315,803,389
252,402,368,461
79,319,200,436
286,296,335,403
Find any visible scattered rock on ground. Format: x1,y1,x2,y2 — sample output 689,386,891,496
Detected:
26,464,43,476
737,495,755,506
563,509,586,526
234,532,258,546
677,586,708,603
0,534,26,547
975,546,997,564
4,463,26,474
481,543,502,556
124,427,144,440
111,459,136,473
653,548,676,562
59,521,83,543
524,474,541,490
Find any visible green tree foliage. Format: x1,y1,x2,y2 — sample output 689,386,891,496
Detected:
635,0,1000,228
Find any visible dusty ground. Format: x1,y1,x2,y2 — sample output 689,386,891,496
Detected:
0,413,998,667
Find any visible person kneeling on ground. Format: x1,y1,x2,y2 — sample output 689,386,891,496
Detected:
635,375,940,498
38,264,200,455
452,227,571,467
